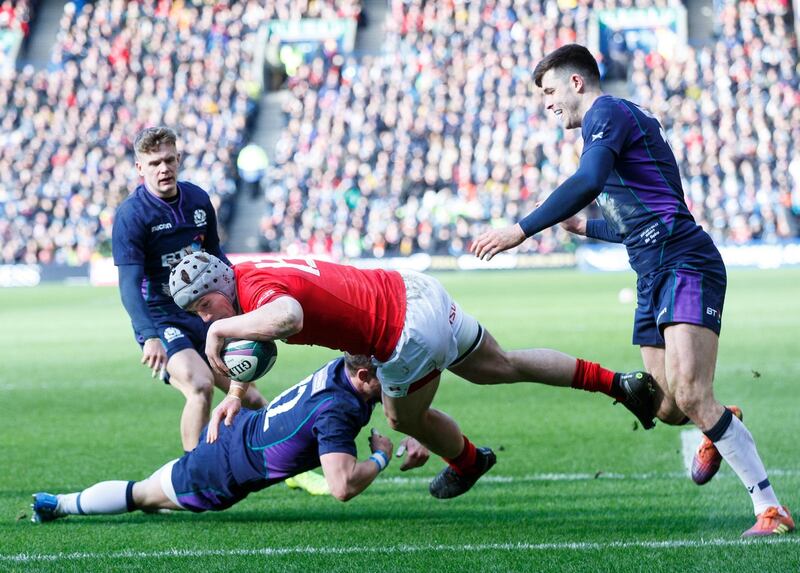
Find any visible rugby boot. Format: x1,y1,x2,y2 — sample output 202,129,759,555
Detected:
31,493,61,524
691,406,743,485
429,447,496,499
285,471,330,496
742,506,795,537
616,371,657,430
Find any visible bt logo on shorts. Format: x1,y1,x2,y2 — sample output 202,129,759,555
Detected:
706,307,721,320
163,327,184,342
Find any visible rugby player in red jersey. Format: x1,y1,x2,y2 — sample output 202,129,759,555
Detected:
170,252,656,499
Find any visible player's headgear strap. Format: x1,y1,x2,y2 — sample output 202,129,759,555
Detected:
169,252,236,309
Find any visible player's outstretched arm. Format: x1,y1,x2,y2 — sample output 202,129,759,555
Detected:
319,431,394,502
472,145,615,260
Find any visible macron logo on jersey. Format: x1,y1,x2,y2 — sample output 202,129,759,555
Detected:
592,131,604,141
151,222,172,232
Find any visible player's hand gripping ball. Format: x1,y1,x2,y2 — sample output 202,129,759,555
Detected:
222,339,278,382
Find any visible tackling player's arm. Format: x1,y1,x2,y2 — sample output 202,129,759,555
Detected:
319,431,394,502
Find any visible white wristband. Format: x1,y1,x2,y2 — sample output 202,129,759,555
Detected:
369,450,388,472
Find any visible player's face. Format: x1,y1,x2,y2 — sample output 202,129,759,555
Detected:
540,69,583,130
136,143,180,198
190,292,235,323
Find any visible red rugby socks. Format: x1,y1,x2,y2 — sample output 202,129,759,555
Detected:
572,358,625,401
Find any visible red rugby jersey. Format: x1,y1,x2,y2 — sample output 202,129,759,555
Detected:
234,257,406,361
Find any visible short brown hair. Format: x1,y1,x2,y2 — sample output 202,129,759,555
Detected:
134,126,178,158
533,44,601,88
344,353,377,377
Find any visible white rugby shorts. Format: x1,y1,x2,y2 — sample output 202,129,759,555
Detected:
377,271,483,398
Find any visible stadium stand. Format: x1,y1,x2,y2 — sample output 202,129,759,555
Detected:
0,0,32,36
261,0,800,257
629,0,800,242
0,0,360,265
0,0,797,264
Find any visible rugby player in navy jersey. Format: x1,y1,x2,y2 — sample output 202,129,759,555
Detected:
30,355,429,523
472,44,793,537
112,127,268,452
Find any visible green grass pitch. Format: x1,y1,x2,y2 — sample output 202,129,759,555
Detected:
1,269,798,572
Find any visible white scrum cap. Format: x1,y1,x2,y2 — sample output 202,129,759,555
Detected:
169,252,236,309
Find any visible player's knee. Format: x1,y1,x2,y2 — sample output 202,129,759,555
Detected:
175,370,214,401
385,413,405,433
384,411,422,435
132,480,161,511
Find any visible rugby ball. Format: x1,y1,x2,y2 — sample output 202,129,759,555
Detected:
222,339,278,383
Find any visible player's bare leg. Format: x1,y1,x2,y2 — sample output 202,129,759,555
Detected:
383,376,496,499
450,329,657,428
448,330,577,386
382,376,463,458
166,349,216,451
640,345,686,425
664,324,792,536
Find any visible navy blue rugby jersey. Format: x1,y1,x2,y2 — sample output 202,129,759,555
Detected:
582,95,722,275
112,181,227,310
230,358,378,486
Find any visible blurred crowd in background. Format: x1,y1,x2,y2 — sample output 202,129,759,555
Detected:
0,0,798,265
1,0,268,265
262,0,800,258
0,1,32,36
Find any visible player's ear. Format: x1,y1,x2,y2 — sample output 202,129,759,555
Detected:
571,73,583,92
357,368,372,384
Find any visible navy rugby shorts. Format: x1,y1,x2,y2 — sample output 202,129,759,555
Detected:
170,422,252,512
135,311,210,382
632,262,727,347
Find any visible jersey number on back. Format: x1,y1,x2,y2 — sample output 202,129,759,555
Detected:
262,376,311,432
254,257,321,277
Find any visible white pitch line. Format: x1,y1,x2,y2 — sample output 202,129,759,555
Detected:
373,467,800,486
3,537,799,564
681,429,705,476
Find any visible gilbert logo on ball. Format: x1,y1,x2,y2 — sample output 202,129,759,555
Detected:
222,339,278,383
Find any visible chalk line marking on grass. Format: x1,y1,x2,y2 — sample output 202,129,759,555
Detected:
373,468,800,486
681,429,705,476
4,537,799,563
